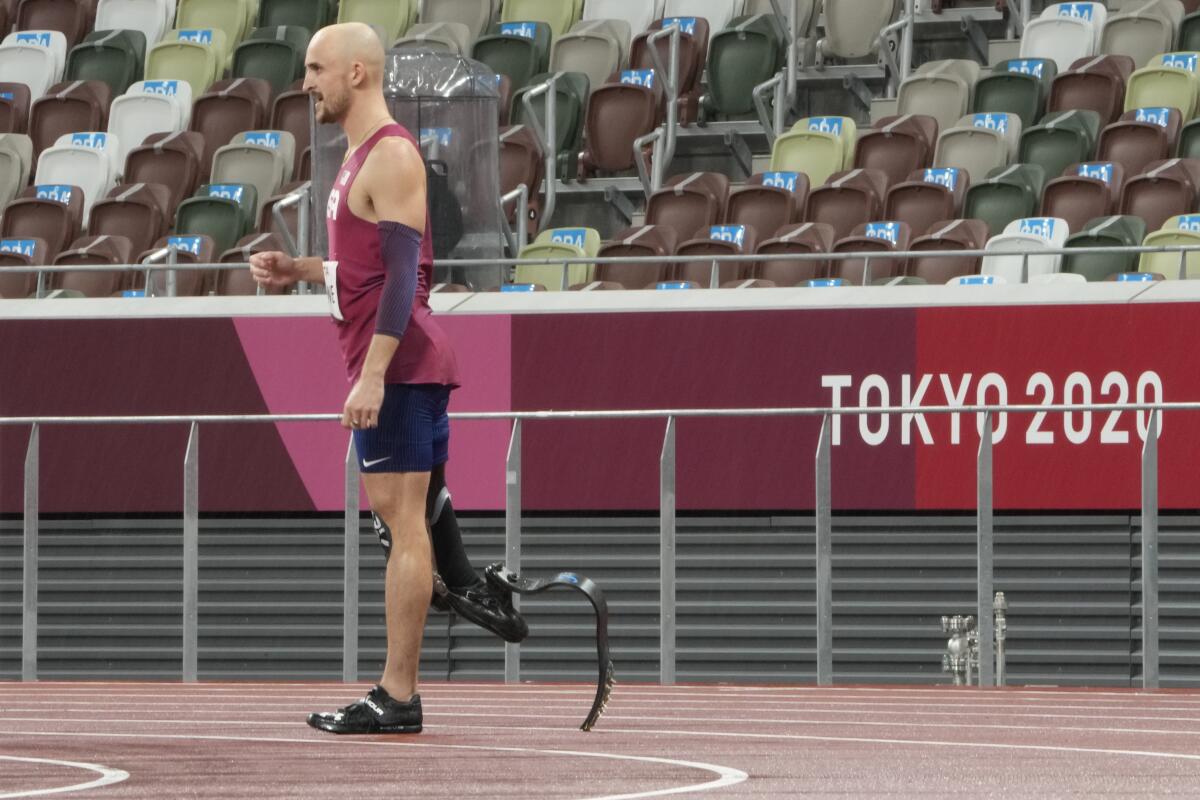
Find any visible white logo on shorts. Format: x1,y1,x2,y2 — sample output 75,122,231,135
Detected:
363,457,391,468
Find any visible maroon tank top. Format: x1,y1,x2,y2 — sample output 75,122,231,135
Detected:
325,122,460,387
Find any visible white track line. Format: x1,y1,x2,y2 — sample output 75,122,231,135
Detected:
0,755,129,799
0,730,746,800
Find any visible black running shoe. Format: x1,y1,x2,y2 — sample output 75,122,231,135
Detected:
306,686,422,734
445,578,529,643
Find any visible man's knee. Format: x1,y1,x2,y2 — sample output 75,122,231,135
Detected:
372,512,393,562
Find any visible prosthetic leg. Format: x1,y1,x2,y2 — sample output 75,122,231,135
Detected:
484,562,615,732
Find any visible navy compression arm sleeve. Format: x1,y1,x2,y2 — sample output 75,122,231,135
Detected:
375,220,421,339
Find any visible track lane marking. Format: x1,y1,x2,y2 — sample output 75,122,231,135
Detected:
0,755,128,799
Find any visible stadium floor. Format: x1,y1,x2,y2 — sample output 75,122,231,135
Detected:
1,681,1198,798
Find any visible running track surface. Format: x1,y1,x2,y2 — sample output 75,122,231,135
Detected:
1,682,1199,798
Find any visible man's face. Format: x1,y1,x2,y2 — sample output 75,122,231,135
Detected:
303,40,351,124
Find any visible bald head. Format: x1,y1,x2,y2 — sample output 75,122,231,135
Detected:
304,22,387,124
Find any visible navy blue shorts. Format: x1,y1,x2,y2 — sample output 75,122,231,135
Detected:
353,384,451,473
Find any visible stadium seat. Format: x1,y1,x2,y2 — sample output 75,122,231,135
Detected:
1046,55,1134,125
270,87,310,178
419,0,493,45
94,0,169,57
1022,2,1105,70
972,58,1057,127
15,0,89,47
174,182,258,253
0,30,69,100
1101,0,1184,70
1124,51,1200,118
700,13,784,122
1182,9,1200,50
896,59,980,132
674,222,757,287
513,226,600,289
0,82,32,133
1062,214,1146,280
907,218,988,284
87,180,171,255
1018,109,1100,187
34,131,121,221
962,162,1046,236
122,130,204,214
498,123,544,229
643,171,730,243
145,28,227,97
933,112,1021,183
177,0,251,57
819,0,897,61
981,216,1069,282
338,0,415,43
256,179,307,244
189,77,272,176
0,235,47,298
394,22,473,55
1119,157,1200,231
854,114,938,187
804,168,889,241
258,0,331,32
829,221,911,285
1139,213,1200,278
28,80,112,159
662,0,742,32
501,0,577,38
0,182,84,259
65,29,145,95
769,115,857,185
584,224,677,290
0,132,33,205
130,233,216,295
1096,106,1181,177
217,231,285,294
630,16,710,125
1040,161,1125,234
582,0,662,39
726,171,809,238
53,233,135,296
577,72,661,178
753,221,834,286
509,71,588,178
233,26,309,97
209,129,293,217
472,21,551,92
550,19,628,92
884,167,968,238
107,79,192,171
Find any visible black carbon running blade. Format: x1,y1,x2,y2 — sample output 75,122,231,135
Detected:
485,563,615,732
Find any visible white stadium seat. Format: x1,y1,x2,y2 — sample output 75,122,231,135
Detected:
107,79,194,173
34,131,122,223
981,216,1070,282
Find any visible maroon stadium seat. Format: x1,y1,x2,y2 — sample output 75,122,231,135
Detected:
258,180,308,240
1120,158,1200,232
28,80,111,159
906,218,987,284
88,181,172,255
1096,107,1182,178
16,0,89,46
133,233,216,296
804,168,889,241
643,171,730,242
674,223,758,287
1046,55,1135,126
753,221,836,286
0,82,32,134
582,225,679,290
854,114,939,188
884,167,968,240
123,131,205,218
1041,162,1125,234
190,78,272,178
629,17,710,125
0,235,48,297
499,124,544,232
53,233,134,296
270,88,311,180
0,183,84,259
578,76,662,178
725,171,809,235
830,221,912,285
219,231,288,295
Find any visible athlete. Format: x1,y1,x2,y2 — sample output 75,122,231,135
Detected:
249,22,524,735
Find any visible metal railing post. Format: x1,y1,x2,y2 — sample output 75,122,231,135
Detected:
343,434,360,683
22,424,38,681
977,412,995,688
660,416,677,685
1142,409,1160,689
520,76,559,224
504,418,522,683
182,422,199,682
901,0,915,83
815,414,833,685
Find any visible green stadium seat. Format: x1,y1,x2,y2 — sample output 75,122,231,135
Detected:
471,21,552,93
233,26,310,96
258,0,333,34
1062,214,1146,280
971,58,1057,127
962,162,1046,237
1018,109,1100,186
174,182,258,253
509,70,588,178
500,0,578,39
701,14,785,122
65,29,146,95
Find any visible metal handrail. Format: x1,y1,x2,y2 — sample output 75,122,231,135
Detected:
518,75,559,224
9,400,1171,690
